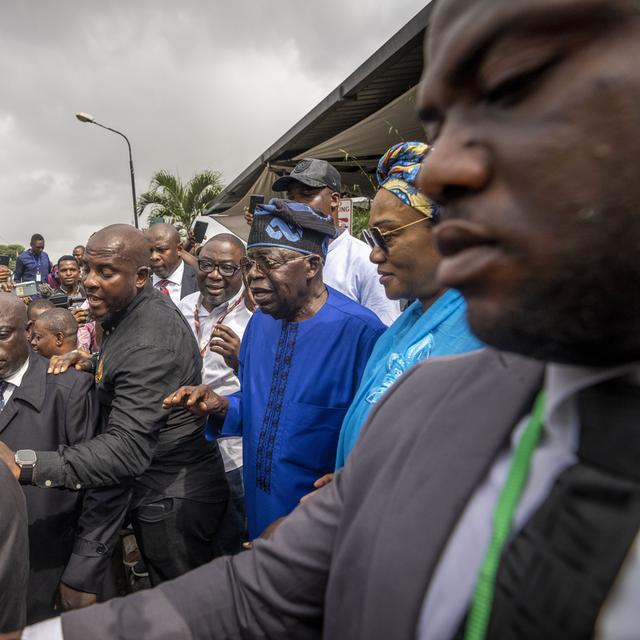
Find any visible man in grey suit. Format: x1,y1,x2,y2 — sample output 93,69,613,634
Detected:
0,462,28,633
10,0,640,637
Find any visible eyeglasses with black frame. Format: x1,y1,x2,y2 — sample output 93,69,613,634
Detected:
239,254,309,276
362,217,431,254
197,259,241,278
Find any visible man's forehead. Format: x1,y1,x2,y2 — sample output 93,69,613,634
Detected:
425,0,627,84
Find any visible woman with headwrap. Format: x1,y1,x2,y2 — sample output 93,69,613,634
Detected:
333,141,484,468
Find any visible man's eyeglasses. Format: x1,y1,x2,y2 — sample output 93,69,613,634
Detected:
362,217,431,254
239,254,308,276
197,260,240,277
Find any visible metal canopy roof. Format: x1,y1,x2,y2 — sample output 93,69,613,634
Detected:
206,2,433,214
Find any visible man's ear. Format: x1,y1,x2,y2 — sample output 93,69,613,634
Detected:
177,242,184,256
55,331,65,346
305,255,323,280
135,266,150,290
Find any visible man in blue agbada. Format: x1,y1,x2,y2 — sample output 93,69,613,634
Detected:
166,199,385,539
334,142,484,468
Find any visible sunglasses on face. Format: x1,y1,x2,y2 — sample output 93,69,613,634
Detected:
361,217,431,254
239,254,308,277
197,259,240,277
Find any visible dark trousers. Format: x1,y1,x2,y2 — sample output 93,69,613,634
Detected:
131,497,227,585
212,467,247,556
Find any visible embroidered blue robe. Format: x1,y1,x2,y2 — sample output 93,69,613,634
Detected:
211,287,385,538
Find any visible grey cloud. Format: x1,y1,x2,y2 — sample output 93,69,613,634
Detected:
0,0,428,257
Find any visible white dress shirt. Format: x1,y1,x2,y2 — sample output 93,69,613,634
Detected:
178,288,252,472
152,259,185,306
417,361,640,640
1,356,29,407
323,230,401,327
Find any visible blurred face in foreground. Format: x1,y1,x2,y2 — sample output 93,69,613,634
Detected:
418,0,640,365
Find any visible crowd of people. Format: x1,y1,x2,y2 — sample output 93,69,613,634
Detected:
0,0,639,637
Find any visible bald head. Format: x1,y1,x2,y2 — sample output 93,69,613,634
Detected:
0,293,27,326
202,233,246,256
83,224,151,320
147,223,181,245
0,293,29,377
87,224,151,269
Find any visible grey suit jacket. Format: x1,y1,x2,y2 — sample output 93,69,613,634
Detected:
61,349,544,639
0,460,28,633
180,262,198,300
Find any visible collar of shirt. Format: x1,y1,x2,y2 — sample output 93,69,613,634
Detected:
3,356,29,389
101,283,153,334
538,361,640,453
327,228,348,253
152,259,184,287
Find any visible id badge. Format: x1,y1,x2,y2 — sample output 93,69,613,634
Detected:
35,273,42,282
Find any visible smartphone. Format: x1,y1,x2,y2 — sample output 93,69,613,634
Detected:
192,220,208,244
15,281,38,298
249,194,265,214
69,296,87,310
0,255,10,267
50,294,69,309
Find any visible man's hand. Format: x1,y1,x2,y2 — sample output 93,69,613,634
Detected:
48,349,93,375
0,265,13,292
162,384,229,418
0,630,22,639
70,307,90,326
0,442,19,481
244,206,254,227
57,583,97,611
299,473,334,504
210,324,241,373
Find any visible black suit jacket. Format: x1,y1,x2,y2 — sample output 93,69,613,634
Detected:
62,349,549,639
180,262,198,299
0,353,125,624
0,460,28,633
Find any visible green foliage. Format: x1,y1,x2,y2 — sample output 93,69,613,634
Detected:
137,170,224,230
0,244,25,271
351,203,371,241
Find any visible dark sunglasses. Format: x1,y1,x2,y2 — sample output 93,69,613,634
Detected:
239,254,308,276
362,217,431,254
197,259,240,277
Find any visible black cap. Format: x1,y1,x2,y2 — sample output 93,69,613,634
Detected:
272,158,342,193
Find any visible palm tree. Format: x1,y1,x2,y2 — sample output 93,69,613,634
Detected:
137,169,224,229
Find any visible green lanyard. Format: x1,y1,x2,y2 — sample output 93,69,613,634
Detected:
464,391,546,640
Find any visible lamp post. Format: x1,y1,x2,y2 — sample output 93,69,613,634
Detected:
75,112,139,229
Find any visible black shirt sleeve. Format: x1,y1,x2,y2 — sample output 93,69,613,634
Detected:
35,344,186,490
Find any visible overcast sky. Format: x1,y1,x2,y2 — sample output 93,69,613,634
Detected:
0,1,427,258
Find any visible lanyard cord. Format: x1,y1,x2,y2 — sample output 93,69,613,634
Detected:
464,391,546,640
193,295,243,358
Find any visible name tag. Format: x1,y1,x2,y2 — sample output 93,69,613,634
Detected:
35,273,42,282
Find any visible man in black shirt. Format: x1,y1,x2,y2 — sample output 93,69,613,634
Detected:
0,224,228,585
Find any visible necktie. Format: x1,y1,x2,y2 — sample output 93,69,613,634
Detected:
157,279,170,296
462,378,640,640
0,380,8,412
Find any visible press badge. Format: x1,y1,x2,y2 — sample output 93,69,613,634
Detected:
35,273,42,282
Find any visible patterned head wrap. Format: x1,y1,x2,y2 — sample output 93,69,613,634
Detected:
376,141,438,220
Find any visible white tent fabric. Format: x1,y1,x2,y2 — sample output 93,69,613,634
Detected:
294,85,423,162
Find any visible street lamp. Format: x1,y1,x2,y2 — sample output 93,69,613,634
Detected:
75,112,139,228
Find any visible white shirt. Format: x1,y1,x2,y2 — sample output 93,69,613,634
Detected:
178,288,252,472
323,230,400,326
1,356,29,407
152,259,185,306
417,361,640,640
